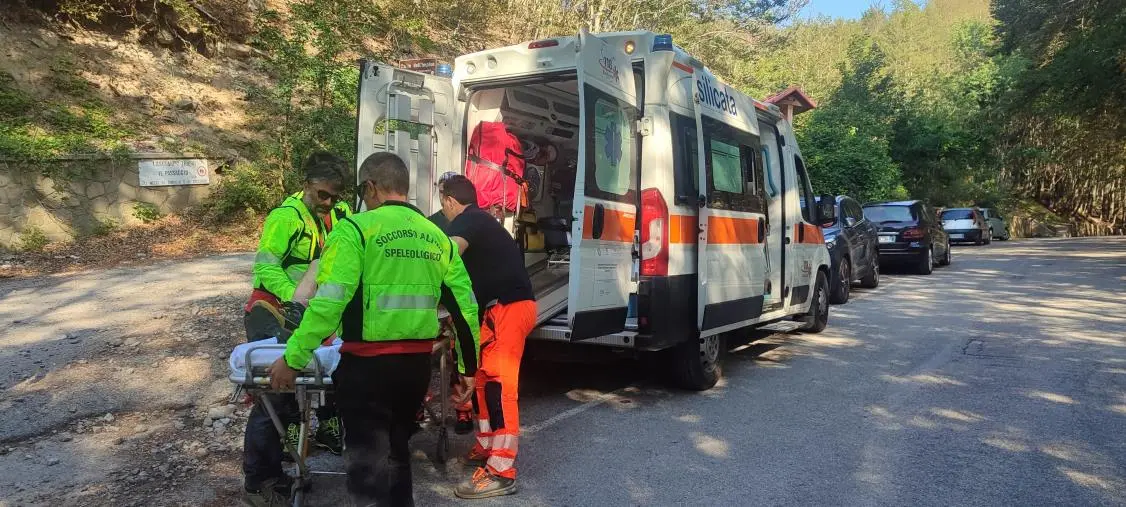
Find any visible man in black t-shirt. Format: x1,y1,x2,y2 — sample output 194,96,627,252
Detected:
438,175,535,500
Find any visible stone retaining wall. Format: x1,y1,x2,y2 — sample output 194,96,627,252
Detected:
0,156,224,247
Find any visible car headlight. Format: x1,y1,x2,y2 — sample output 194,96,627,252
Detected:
826,238,837,249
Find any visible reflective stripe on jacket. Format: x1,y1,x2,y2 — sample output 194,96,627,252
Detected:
284,201,480,375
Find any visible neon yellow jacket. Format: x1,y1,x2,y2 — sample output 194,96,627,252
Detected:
284,201,480,375
252,194,351,302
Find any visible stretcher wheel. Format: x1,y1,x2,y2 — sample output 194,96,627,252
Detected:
435,426,450,465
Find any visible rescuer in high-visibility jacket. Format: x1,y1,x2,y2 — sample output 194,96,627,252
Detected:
269,152,481,507
241,152,350,507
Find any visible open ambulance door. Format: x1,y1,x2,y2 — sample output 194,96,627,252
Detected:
355,60,461,214
568,30,640,341
694,78,768,338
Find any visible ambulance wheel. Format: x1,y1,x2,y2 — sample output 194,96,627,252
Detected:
668,332,725,391
801,271,829,333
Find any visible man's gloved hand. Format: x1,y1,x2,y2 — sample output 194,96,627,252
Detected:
281,301,307,331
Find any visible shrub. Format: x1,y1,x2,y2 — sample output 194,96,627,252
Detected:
91,217,118,236
18,226,49,252
202,162,288,222
133,202,165,223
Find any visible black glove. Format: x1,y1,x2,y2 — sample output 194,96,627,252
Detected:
281,301,306,331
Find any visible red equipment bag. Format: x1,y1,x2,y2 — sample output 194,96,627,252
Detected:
465,121,525,212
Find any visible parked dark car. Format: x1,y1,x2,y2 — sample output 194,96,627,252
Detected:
941,207,991,245
863,200,951,274
818,195,880,304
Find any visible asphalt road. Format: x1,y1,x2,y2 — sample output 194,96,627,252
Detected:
310,237,1126,506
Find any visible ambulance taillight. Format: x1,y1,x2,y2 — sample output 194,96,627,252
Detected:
640,188,669,276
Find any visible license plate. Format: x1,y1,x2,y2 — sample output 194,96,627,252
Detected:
879,236,894,244
950,234,964,239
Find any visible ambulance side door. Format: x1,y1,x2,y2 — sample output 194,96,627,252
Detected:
694,93,769,337
355,60,461,214
568,31,641,340
787,144,824,313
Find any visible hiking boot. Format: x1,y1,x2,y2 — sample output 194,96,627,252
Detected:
455,411,474,435
243,477,292,507
454,467,517,499
314,416,343,455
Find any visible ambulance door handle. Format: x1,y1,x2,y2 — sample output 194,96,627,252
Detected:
591,203,605,240
784,237,792,245
758,220,766,243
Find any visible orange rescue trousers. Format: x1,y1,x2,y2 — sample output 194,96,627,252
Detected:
467,300,536,479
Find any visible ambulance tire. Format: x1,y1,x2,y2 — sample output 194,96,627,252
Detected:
800,271,830,333
668,332,725,391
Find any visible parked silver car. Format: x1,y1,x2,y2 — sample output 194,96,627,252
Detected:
979,208,1011,240
941,208,991,245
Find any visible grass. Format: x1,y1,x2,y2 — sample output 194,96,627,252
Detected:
0,65,134,163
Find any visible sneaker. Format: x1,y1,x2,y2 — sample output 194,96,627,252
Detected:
454,467,517,499
455,411,473,435
314,416,343,455
243,477,291,507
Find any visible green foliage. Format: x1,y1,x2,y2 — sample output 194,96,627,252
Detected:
91,217,119,237
797,37,903,202
0,67,133,163
18,226,49,252
132,202,165,223
202,162,287,221
989,0,1126,233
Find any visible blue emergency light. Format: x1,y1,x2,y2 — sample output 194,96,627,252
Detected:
436,63,453,77
652,34,674,52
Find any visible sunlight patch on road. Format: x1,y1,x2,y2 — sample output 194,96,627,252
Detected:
1024,390,1077,405
907,415,938,429
929,408,984,423
1059,468,1119,490
982,437,1030,452
1105,405,1126,416
793,335,864,348
879,374,966,386
676,414,701,423
690,432,729,459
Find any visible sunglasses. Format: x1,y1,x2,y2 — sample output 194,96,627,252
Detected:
316,189,342,202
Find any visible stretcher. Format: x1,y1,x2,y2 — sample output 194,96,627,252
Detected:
228,314,455,507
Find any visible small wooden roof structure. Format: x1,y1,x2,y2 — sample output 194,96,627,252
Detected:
765,86,817,121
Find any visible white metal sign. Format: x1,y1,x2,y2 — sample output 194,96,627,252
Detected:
138,159,210,187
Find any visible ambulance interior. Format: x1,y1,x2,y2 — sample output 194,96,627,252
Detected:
464,79,584,321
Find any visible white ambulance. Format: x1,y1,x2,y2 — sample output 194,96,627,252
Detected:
355,30,835,390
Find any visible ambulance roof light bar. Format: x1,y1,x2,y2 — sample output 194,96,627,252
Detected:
653,34,673,52
436,63,452,77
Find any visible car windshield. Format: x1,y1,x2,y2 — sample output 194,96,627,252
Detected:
942,209,974,220
863,205,915,223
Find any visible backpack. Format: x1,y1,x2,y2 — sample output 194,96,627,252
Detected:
465,121,526,212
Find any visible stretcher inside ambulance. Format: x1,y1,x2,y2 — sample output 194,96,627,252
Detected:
355,30,834,390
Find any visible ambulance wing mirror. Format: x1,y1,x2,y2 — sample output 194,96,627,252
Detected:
817,194,837,227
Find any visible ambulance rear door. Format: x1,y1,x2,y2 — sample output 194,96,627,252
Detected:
694,73,769,337
355,59,461,214
568,30,641,340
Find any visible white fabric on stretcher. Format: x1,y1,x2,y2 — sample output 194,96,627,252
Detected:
228,338,342,384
